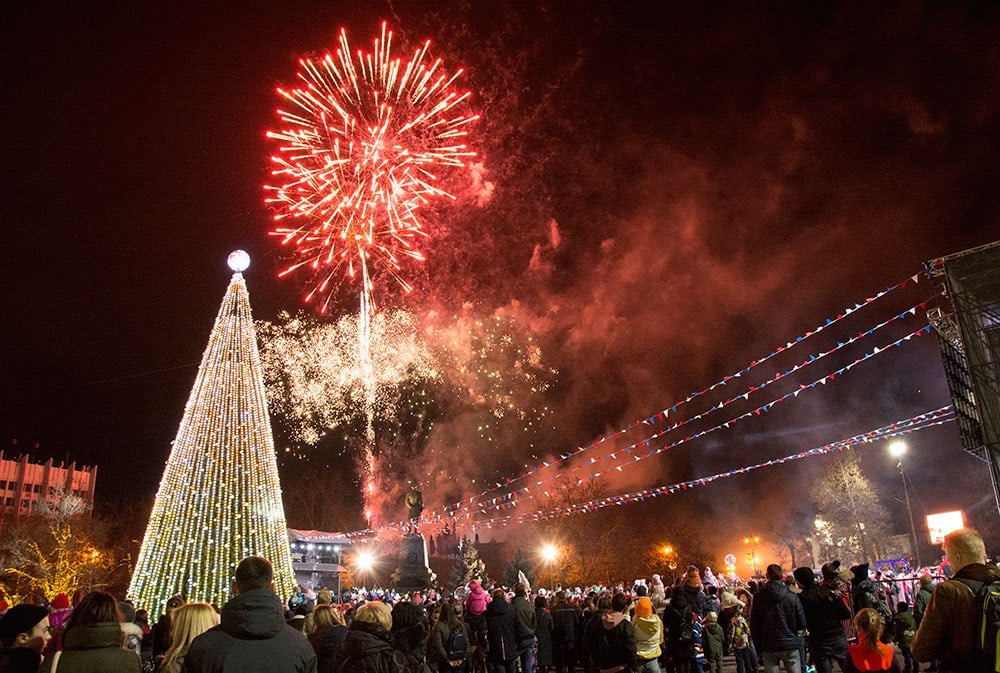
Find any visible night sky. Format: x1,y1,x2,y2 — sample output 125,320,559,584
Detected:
3,1,999,561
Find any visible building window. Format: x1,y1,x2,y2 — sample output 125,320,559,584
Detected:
20,499,28,508
0,480,6,489
32,484,41,493
4,497,12,506
23,483,31,492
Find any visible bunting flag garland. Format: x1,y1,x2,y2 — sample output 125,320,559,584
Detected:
428,317,932,521
434,277,922,515
346,406,953,537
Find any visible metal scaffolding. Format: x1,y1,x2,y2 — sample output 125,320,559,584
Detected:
926,240,1000,514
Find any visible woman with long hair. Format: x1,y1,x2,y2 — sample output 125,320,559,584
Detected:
40,591,141,673
844,608,901,673
160,603,218,673
429,601,469,673
304,604,348,673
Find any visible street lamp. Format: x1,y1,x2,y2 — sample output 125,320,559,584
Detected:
889,440,922,567
743,535,760,575
540,543,559,591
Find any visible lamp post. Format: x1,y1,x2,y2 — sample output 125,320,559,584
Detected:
743,535,760,575
889,440,922,568
541,543,559,591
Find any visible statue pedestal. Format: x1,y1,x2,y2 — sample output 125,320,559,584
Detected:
391,533,436,593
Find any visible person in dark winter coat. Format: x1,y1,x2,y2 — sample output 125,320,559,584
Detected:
912,575,933,626
39,591,142,673
511,585,536,673
534,596,554,673
428,602,467,673
663,594,695,673
749,564,806,673
305,605,348,673
391,602,431,673
484,590,520,673
593,593,637,673
795,565,850,673
183,556,317,673
0,604,51,673
850,563,882,614
332,601,408,673
550,592,579,673
702,612,724,673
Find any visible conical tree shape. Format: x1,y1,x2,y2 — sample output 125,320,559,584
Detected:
128,271,295,613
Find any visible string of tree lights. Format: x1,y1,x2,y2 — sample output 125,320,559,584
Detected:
128,253,296,613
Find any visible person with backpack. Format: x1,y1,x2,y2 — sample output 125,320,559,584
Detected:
912,528,1000,673
663,593,695,673
429,602,469,673
593,592,638,673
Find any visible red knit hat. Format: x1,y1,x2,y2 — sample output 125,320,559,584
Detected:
51,594,70,610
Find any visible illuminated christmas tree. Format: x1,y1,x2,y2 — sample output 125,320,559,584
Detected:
128,251,295,613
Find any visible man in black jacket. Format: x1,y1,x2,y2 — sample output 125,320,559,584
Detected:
550,591,579,673
594,592,638,673
512,584,537,673
795,566,850,673
184,556,317,673
750,564,807,673
484,590,520,673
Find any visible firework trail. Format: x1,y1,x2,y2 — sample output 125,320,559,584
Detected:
264,23,479,517
260,307,556,525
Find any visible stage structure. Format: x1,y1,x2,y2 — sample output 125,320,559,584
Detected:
926,240,1000,514
128,251,296,613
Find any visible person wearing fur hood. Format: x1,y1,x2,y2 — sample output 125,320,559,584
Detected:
594,593,638,673
631,597,663,672
464,580,490,617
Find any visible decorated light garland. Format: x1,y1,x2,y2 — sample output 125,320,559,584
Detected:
129,257,296,614
436,301,928,516
433,276,923,517
465,406,955,529
345,321,934,538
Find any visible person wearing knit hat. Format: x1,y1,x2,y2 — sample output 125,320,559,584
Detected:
798,564,851,673
702,611,725,673
0,604,51,672
631,596,663,671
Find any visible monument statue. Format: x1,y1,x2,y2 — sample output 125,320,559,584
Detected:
392,483,435,592
405,485,423,534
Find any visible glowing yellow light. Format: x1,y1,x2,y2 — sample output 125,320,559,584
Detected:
540,543,558,563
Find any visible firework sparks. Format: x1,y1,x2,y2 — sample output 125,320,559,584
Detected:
258,310,440,447
264,22,479,312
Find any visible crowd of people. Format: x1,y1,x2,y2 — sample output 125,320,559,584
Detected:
0,527,996,673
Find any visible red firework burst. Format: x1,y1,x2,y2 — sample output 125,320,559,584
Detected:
265,23,479,312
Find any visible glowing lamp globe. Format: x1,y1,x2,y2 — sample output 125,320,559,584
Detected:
228,250,251,273
889,440,907,458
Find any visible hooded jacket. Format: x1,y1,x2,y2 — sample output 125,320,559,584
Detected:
182,587,317,673
484,597,519,663
631,613,663,660
330,621,407,673
749,579,807,654
594,611,637,671
464,582,490,617
39,623,142,673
